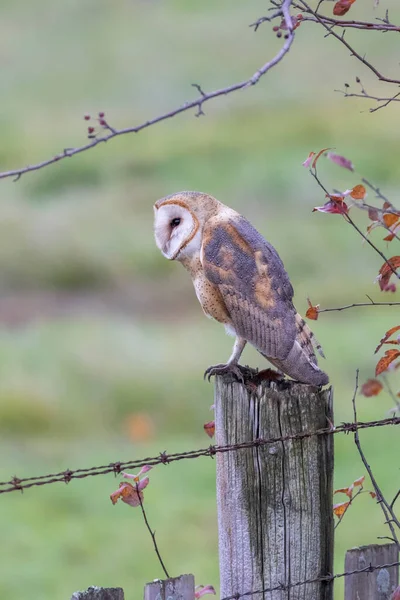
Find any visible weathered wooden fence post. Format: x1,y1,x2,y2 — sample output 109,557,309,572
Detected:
344,543,399,600
71,587,124,600
144,574,195,600
215,375,333,600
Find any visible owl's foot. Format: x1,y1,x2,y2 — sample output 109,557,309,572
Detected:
204,363,244,383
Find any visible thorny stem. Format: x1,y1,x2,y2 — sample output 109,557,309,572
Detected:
351,371,400,548
136,483,170,579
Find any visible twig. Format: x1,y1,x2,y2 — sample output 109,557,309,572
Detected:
310,167,400,277
298,0,400,85
334,486,364,530
335,89,400,113
343,212,400,280
0,10,295,182
317,301,400,314
136,482,170,579
351,370,400,548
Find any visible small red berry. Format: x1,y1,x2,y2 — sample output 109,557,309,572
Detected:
84,114,90,121
297,13,303,19
272,25,279,32
88,126,95,134
98,111,105,118
99,119,107,126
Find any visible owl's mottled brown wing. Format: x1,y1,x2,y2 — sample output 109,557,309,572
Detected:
201,214,297,360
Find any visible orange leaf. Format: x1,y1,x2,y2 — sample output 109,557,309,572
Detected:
375,349,400,376
333,0,356,16
305,298,319,320
312,147,332,169
110,481,146,507
353,476,365,487
334,486,353,498
361,379,383,397
375,325,400,354
377,256,400,292
370,491,377,499
383,213,399,228
333,501,350,517
203,421,215,438
350,184,366,200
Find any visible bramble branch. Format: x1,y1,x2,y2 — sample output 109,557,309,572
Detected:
351,370,400,548
136,482,170,579
0,0,295,182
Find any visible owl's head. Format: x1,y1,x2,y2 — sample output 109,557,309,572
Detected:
153,191,221,260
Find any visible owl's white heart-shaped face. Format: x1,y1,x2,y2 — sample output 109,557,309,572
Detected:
153,201,199,260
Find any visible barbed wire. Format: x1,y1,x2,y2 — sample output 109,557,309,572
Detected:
1,415,398,495
220,560,400,600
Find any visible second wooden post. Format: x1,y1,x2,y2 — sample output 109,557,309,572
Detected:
215,375,333,600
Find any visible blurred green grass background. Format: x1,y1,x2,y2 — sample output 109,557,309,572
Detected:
0,0,399,598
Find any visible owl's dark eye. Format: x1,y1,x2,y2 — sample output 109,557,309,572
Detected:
170,218,181,228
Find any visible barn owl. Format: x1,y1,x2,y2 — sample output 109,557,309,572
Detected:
153,191,329,386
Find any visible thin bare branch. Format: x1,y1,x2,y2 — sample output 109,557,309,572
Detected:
351,370,400,548
298,0,400,85
136,482,170,579
317,301,400,314
0,4,295,182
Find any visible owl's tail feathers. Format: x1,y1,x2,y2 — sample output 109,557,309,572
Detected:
295,314,326,359
267,339,329,386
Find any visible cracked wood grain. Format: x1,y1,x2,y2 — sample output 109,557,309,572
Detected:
215,377,334,600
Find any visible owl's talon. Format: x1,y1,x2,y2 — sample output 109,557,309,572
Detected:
204,363,244,383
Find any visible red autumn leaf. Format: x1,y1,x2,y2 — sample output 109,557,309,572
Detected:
333,0,356,16
312,147,332,169
391,585,400,600
305,298,319,320
375,325,400,354
313,196,348,215
302,151,315,168
195,586,216,599
353,476,365,487
361,379,383,397
326,152,354,172
333,501,350,517
204,421,215,438
377,256,400,292
383,213,399,228
368,207,379,222
375,349,400,376
350,184,366,200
